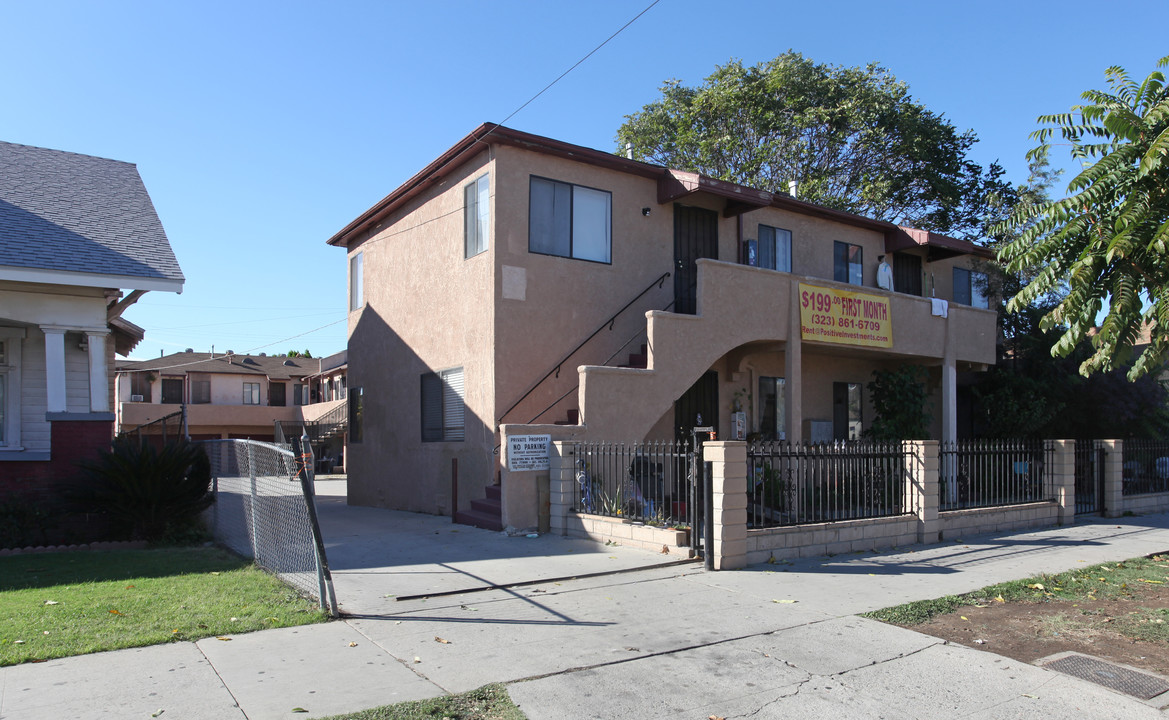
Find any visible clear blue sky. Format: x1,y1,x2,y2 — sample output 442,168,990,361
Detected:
2,0,1165,360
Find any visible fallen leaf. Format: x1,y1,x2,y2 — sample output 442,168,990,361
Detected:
197,623,208,629
1027,583,1045,590
210,572,220,576
13,640,23,644
126,585,135,589
772,599,798,604
152,710,165,718
413,656,421,663
216,636,232,641
960,616,968,621
291,709,308,714
995,595,1005,603
709,716,726,720
1139,579,1164,584
230,617,238,622
109,609,124,615
1022,693,1039,699
44,600,59,606
434,637,451,644
348,642,358,647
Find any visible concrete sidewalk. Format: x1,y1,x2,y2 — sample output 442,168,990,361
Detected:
4,507,1169,719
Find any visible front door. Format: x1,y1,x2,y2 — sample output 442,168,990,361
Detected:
676,371,719,440
674,205,719,315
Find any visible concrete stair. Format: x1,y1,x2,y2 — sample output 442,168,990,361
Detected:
454,484,503,531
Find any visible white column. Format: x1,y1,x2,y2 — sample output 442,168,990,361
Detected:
42,327,67,413
942,325,957,444
785,283,803,443
86,331,110,413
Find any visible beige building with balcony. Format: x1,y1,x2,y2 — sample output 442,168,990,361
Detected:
329,124,997,528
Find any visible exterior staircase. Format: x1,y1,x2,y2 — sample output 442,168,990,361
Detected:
455,484,503,531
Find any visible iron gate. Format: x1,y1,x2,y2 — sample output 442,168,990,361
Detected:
1075,439,1106,515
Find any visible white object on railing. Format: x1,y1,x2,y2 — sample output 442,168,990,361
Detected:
930,298,948,318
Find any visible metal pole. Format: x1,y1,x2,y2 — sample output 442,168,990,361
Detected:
690,426,714,568
451,458,459,522
246,440,260,563
294,436,338,617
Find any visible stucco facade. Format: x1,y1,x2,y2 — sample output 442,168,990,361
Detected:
331,125,998,526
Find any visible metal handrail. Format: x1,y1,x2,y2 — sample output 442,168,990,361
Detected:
497,271,671,426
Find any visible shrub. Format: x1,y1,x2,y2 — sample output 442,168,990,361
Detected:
75,438,213,542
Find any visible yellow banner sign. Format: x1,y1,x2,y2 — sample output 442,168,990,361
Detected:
799,283,892,348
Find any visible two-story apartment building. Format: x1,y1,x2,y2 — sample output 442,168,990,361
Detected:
328,124,996,527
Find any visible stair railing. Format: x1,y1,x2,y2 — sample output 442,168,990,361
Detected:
497,272,671,428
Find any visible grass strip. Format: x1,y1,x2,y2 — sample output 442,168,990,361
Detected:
862,553,1169,626
0,546,328,666
318,684,525,720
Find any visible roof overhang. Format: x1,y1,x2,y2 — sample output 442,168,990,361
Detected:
657,170,773,217
0,265,184,293
109,316,145,356
885,226,995,261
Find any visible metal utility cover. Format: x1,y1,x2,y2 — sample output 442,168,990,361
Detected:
1044,654,1169,700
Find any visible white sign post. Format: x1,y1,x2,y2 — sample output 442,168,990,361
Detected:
507,434,551,471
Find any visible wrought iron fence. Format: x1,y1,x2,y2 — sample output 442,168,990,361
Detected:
1121,439,1169,496
199,439,337,615
1075,440,1106,514
939,439,1054,510
571,441,691,527
746,441,912,528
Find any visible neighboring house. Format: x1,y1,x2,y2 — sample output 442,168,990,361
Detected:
0,140,184,510
328,124,997,527
116,349,348,470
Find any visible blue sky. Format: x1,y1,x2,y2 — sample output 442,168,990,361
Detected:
2,0,1165,360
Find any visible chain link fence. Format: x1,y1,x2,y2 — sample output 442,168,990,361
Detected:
199,439,337,615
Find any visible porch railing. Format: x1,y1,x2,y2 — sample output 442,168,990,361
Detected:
571,440,691,527
746,441,912,528
1121,439,1169,496
939,439,1055,510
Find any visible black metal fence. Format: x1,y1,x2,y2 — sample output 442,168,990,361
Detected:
1121,439,1169,496
746,441,912,528
1075,440,1106,514
118,409,184,447
939,439,1054,511
572,441,691,527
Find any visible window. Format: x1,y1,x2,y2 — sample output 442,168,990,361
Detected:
465,173,490,258
349,387,363,443
269,382,286,407
161,378,183,404
339,375,346,400
834,242,863,285
421,367,465,442
833,382,862,441
191,379,211,404
953,267,990,309
756,225,792,273
758,376,786,441
293,383,306,406
529,176,611,263
0,335,21,448
349,251,364,311
243,382,261,405
130,372,152,402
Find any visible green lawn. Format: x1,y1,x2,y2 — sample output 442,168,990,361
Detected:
319,684,526,720
0,546,328,666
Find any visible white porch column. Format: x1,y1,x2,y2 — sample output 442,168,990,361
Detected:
785,283,803,442
942,323,957,445
42,327,67,413
86,331,110,412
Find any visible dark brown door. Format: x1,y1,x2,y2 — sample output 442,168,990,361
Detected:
676,371,719,440
893,253,923,296
674,205,718,315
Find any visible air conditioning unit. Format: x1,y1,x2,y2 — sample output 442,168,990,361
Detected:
131,394,144,402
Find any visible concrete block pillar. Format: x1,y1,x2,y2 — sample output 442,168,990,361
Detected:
1102,439,1125,518
1050,440,1075,525
907,440,939,544
549,441,575,536
707,441,748,570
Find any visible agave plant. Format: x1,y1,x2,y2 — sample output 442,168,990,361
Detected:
77,437,213,542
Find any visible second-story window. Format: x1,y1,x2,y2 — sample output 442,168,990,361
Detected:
757,225,792,272
465,173,490,258
834,241,863,286
349,252,364,311
529,176,611,264
243,382,261,405
269,382,286,407
953,267,990,309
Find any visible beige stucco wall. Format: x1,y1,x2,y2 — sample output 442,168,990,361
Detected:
346,149,497,515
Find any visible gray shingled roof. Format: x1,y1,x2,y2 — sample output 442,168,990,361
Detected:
117,352,319,381
0,140,184,286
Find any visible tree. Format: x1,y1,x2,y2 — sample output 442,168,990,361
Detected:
616,52,1010,240
864,366,931,441
286,349,313,359
996,56,1169,379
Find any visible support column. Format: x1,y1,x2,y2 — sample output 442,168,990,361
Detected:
86,331,110,413
908,440,940,544
708,441,748,570
785,283,803,443
941,354,957,445
549,441,574,536
42,327,67,413
1051,440,1076,526
1102,439,1125,518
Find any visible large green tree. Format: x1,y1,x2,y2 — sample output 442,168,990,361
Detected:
616,51,1009,240
996,56,1169,379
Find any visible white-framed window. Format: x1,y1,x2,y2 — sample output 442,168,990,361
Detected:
243,382,261,405
529,176,612,263
834,241,863,286
349,251,364,311
953,267,990,309
0,332,23,449
465,173,490,258
756,225,792,273
421,367,464,442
